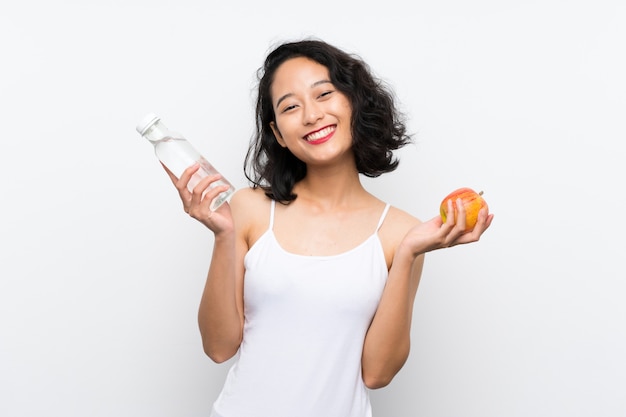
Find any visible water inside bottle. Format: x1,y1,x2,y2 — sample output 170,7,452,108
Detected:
155,137,234,210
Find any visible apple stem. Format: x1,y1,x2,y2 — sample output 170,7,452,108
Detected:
479,191,484,196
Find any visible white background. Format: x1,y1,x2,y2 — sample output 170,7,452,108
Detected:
1,1,625,416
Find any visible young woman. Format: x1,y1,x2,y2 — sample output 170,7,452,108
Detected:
165,39,493,417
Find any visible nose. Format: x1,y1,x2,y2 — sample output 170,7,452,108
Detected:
303,100,323,125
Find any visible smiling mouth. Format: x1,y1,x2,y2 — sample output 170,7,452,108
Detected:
304,126,335,142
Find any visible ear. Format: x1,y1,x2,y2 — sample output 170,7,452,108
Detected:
270,121,287,148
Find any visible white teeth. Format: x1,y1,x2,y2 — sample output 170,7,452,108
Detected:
306,126,334,141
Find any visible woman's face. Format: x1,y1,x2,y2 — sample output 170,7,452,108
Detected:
269,57,354,167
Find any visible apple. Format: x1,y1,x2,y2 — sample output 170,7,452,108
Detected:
440,187,488,232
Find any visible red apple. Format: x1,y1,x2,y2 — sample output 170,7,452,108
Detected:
440,187,488,232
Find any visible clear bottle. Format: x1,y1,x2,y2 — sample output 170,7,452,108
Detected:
136,113,235,211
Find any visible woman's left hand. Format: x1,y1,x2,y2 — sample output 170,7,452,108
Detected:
400,198,494,256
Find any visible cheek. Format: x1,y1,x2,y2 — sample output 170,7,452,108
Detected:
274,117,297,138
337,98,353,119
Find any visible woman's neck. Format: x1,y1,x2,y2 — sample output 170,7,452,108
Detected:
293,164,370,210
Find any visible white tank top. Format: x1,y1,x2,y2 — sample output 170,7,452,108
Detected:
211,200,391,417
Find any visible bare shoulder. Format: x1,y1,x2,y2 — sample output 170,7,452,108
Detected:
379,205,422,265
229,186,268,208
385,205,422,235
229,187,272,246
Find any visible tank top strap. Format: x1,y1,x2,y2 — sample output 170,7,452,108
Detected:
376,203,391,231
269,199,276,230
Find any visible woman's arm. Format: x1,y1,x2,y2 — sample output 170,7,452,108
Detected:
197,215,246,363
361,199,494,388
163,164,247,363
361,244,423,389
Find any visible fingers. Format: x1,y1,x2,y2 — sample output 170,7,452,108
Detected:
471,207,493,234
167,164,197,213
453,198,467,232
186,174,228,217
160,163,233,232
440,199,496,248
162,163,205,212
451,208,494,246
439,198,468,246
161,162,178,183
177,163,200,191
405,204,494,255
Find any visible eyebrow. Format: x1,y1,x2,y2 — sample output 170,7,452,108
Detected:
275,79,333,109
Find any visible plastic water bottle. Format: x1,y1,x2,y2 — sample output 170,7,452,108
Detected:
136,113,235,211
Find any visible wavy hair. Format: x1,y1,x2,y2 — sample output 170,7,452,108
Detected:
244,39,412,203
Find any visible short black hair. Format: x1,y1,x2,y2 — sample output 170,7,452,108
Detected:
245,39,412,203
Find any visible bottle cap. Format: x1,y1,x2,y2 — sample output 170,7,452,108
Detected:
136,113,160,135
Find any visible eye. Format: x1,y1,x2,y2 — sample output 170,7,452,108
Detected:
281,104,298,113
318,90,334,99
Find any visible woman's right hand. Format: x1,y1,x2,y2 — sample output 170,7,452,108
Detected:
162,163,234,235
